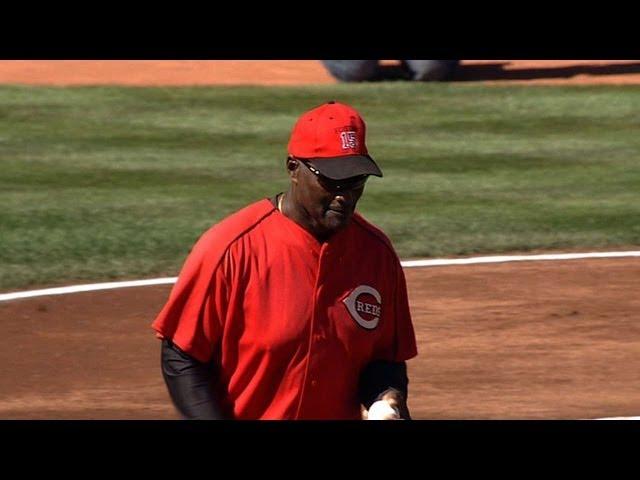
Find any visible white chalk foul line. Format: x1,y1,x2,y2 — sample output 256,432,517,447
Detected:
1,250,640,302
0,277,178,302
595,416,640,420
400,250,640,268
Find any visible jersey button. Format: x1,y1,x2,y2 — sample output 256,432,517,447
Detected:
311,380,318,387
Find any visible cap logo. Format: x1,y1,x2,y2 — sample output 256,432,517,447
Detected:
340,130,358,150
343,285,382,330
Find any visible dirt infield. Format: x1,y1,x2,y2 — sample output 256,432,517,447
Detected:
1,257,639,419
1,60,640,85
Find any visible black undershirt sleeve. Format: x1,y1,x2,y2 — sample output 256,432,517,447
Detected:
160,339,228,420
358,360,409,409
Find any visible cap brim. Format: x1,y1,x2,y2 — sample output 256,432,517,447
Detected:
306,155,383,180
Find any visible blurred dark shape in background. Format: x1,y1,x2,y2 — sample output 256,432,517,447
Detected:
321,60,460,82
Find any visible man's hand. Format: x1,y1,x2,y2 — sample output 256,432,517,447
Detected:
363,388,411,420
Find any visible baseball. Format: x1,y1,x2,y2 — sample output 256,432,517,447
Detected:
366,399,401,420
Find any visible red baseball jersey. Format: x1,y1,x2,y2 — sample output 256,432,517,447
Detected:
152,198,417,419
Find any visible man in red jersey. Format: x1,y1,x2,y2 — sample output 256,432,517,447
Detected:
152,101,418,420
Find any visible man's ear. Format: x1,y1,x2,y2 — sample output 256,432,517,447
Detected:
286,156,300,182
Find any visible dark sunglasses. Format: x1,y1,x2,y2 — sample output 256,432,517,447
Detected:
299,159,368,192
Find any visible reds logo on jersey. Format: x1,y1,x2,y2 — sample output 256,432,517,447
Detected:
343,285,382,330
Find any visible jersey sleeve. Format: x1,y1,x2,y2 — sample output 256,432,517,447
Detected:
151,231,232,364
388,259,418,362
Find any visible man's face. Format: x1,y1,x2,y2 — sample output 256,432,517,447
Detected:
289,158,367,239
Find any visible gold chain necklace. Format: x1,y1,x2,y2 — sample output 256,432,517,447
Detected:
277,193,284,213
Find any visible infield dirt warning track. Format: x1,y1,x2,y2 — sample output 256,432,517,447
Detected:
1,256,639,419
1,60,640,85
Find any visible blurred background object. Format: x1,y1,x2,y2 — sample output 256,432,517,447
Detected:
321,60,460,82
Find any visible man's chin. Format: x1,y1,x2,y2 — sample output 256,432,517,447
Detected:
324,211,351,230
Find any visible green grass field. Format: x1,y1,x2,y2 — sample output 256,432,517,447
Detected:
1,84,639,290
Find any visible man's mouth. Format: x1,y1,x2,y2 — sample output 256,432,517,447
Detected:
327,206,348,216
328,211,345,217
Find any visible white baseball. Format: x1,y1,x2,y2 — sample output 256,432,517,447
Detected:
366,400,401,420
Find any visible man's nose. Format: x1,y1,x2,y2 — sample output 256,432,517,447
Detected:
334,190,355,205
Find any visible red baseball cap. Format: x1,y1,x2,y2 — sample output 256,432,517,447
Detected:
287,101,383,180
